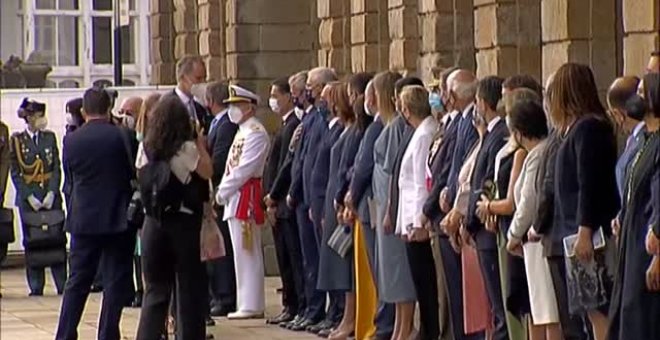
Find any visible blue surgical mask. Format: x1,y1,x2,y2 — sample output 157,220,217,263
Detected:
429,92,444,113
136,132,144,142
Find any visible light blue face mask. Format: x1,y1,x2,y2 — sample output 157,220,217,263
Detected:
429,92,444,113
136,132,144,142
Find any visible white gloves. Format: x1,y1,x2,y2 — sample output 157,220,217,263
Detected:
27,195,43,211
42,192,55,210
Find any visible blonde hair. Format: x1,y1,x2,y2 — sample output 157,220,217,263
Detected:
400,85,431,119
372,71,401,123
136,92,162,135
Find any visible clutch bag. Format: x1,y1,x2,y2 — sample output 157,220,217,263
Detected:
328,224,353,258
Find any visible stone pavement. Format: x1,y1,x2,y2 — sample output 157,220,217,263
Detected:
0,267,317,340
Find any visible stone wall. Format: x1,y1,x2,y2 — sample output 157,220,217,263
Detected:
622,0,660,75
150,0,176,84
350,0,389,72
318,0,352,75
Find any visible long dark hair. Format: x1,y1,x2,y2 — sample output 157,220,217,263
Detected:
353,95,372,131
644,72,660,118
144,94,193,161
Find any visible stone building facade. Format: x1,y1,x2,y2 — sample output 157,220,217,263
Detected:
150,0,659,99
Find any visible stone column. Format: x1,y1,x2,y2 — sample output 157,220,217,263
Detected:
226,0,316,100
388,0,418,73
173,0,199,59
350,0,389,72
198,0,225,80
541,0,616,92
318,0,352,74
150,0,176,84
474,0,541,80
622,0,659,75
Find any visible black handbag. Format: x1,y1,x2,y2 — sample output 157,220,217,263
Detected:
0,207,15,243
25,246,67,268
21,210,67,249
121,129,145,228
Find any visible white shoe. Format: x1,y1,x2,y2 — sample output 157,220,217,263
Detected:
227,310,264,320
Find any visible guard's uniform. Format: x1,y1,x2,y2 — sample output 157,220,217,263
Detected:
216,86,270,319
9,99,67,295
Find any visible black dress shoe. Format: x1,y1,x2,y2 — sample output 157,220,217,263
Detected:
317,327,334,338
267,310,294,324
28,291,43,297
210,305,234,317
307,319,331,334
90,285,103,293
206,316,215,326
206,334,214,339
290,318,316,331
281,315,302,328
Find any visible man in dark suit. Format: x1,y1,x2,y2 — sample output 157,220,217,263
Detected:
174,55,213,134
264,77,304,325
204,80,239,317
285,67,338,332
465,76,509,340
56,87,136,340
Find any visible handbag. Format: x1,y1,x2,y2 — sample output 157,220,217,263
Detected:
120,129,144,227
201,182,225,261
21,209,67,249
0,207,15,243
328,224,353,258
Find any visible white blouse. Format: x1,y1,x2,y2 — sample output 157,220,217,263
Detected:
135,140,200,184
508,140,545,240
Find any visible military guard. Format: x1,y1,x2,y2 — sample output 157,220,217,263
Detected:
0,119,12,267
215,85,270,319
9,98,67,296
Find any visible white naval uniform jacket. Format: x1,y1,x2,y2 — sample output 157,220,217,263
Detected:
396,116,439,236
215,117,270,221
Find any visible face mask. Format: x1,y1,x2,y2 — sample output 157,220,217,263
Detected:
429,92,444,113
317,99,329,116
505,115,511,129
34,116,48,131
124,115,136,130
228,105,244,124
293,96,304,109
65,113,75,126
269,98,280,114
190,83,207,106
136,132,144,142
294,107,304,119
624,94,647,121
305,88,316,105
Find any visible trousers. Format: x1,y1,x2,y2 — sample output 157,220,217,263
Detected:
272,214,305,314
136,214,206,340
406,240,440,340
227,217,265,313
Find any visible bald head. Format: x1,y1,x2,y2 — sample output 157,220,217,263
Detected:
447,69,477,111
119,97,143,117
607,76,641,110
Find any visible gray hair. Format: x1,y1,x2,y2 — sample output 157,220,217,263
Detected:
309,67,338,86
206,80,230,106
176,55,204,80
289,70,308,91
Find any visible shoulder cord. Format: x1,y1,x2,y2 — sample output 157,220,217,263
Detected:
12,136,44,184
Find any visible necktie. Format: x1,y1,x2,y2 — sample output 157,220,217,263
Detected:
188,100,197,122
209,117,220,135
32,133,38,145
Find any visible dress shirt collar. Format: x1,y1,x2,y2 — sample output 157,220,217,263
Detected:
282,109,295,123
25,129,38,140
239,116,259,130
213,108,227,121
329,117,340,129
175,87,192,104
305,105,314,114
632,121,646,138
461,103,475,119
487,115,502,132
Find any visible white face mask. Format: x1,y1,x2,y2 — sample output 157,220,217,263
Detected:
190,83,208,106
34,116,48,131
227,105,244,124
364,101,373,116
269,98,280,114
124,115,136,130
65,113,75,126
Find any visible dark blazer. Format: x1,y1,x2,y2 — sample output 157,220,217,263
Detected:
63,120,133,235
446,107,478,204
265,112,300,218
466,119,508,250
423,115,460,225
388,116,414,226
171,89,213,134
652,146,660,237
302,108,330,207
552,115,619,248
208,112,239,188
349,117,385,225
288,107,319,207
334,125,364,205
310,122,344,216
